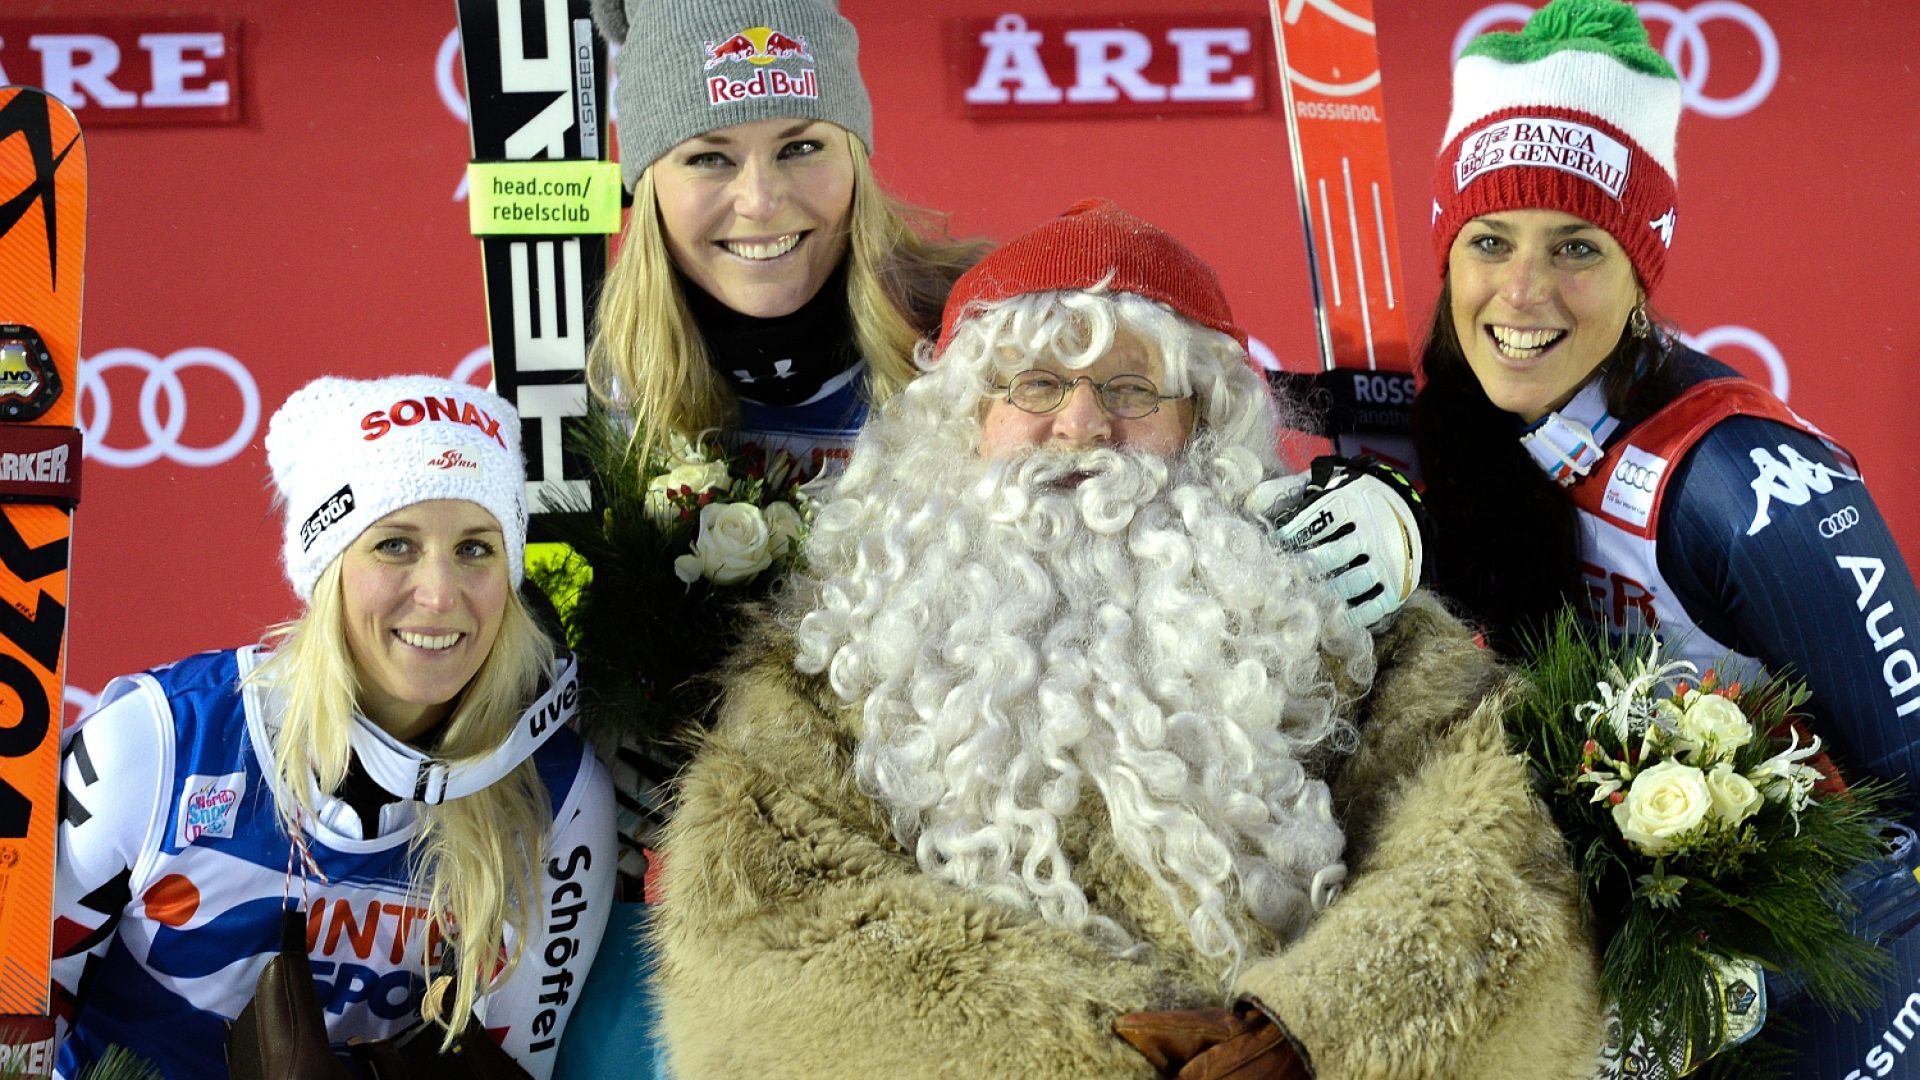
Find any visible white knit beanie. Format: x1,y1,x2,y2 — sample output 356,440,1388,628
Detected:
265,375,528,602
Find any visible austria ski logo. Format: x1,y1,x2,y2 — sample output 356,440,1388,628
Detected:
424,448,479,472
704,27,818,105
176,771,246,846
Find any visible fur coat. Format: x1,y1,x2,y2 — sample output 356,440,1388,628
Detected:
650,593,1605,1078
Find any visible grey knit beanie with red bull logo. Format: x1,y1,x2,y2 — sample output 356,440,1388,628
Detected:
591,0,874,193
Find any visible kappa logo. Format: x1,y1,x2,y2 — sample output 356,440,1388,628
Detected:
361,395,507,449
176,770,246,846
1649,207,1677,248
300,484,356,551
1746,444,1857,536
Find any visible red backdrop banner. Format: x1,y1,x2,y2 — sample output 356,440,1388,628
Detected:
949,12,1271,117
0,15,242,126
0,0,1912,719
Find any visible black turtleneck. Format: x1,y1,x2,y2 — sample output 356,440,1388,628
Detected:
679,259,859,408
336,755,399,841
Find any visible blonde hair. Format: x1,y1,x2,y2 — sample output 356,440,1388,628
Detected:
249,559,555,1045
587,129,983,465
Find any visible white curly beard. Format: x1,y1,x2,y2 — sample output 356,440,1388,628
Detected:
789,408,1376,983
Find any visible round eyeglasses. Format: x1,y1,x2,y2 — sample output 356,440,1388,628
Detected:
992,370,1185,420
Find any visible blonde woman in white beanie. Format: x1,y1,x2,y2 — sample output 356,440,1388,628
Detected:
48,374,614,1079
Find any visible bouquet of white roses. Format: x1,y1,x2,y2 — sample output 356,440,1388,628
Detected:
530,410,812,748
1509,615,1893,1075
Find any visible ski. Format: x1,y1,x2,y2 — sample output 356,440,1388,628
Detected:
454,0,617,547
0,84,86,1078
1265,0,1417,468
456,0,661,895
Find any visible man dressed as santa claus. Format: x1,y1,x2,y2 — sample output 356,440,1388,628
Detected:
647,199,1605,1079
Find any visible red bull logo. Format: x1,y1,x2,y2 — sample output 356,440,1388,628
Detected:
701,26,814,69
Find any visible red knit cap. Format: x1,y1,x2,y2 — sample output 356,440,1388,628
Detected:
937,197,1247,354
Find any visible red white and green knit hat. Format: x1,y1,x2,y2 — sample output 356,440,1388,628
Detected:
1432,0,1682,291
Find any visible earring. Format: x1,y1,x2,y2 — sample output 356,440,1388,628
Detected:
1629,299,1652,340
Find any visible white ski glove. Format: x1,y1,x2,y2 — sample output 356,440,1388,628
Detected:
1253,456,1427,631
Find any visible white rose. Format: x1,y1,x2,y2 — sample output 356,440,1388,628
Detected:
1703,762,1763,826
650,459,730,499
764,501,805,559
1675,693,1754,761
1611,759,1712,856
674,502,774,586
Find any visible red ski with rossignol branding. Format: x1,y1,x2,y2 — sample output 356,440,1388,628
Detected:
1265,0,1417,468
0,84,86,1077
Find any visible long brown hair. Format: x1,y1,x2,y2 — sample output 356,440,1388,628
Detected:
1411,281,1671,653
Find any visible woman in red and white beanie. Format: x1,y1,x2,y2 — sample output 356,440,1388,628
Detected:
1412,0,1920,811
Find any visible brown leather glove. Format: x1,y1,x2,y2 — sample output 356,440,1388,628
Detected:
225,909,355,1080
1114,1001,1312,1080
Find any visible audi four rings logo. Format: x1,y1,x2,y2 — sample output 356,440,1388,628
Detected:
78,347,262,468
1820,505,1861,540
437,28,471,201
1614,461,1659,494
1455,2,1779,118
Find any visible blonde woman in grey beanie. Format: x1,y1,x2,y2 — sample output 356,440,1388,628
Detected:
587,0,983,470
48,375,614,1080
